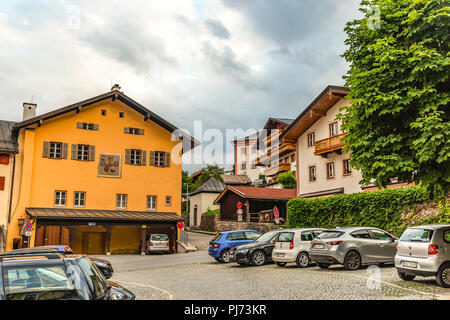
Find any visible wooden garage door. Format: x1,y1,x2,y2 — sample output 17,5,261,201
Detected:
34,225,71,247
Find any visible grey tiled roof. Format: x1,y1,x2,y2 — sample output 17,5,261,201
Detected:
0,120,17,153
273,118,294,125
189,177,226,196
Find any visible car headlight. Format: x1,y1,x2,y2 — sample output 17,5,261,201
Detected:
110,289,125,300
237,249,249,254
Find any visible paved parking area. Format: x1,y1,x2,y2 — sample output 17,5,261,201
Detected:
101,251,450,300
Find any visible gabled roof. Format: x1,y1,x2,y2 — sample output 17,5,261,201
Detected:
0,120,18,153
13,88,199,153
220,174,251,185
263,117,295,130
281,85,349,142
189,177,226,196
214,186,296,204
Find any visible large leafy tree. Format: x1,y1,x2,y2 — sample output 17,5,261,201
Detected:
192,165,225,190
278,171,296,189
340,0,449,196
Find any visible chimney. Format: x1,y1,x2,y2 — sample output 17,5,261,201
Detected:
23,102,37,121
111,84,121,92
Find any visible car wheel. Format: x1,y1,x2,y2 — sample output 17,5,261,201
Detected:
318,263,330,269
220,250,231,263
251,250,266,266
397,270,416,281
276,262,287,267
436,262,450,288
344,251,362,270
296,252,310,268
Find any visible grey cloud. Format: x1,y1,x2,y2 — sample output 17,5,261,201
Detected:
204,19,230,39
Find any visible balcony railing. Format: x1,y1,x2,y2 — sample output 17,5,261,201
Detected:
264,163,291,177
256,143,295,166
314,133,347,156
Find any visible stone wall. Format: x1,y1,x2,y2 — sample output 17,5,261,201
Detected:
200,215,278,234
200,214,219,232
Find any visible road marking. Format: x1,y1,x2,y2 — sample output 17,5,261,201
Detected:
114,280,174,300
304,269,445,299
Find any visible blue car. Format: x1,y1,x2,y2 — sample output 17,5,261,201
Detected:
208,230,262,263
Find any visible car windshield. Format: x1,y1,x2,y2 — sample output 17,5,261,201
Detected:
317,231,344,239
151,234,169,241
400,228,434,242
277,232,294,242
255,231,278,242
3,264,75,299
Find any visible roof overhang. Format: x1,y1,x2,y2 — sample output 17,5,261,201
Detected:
214,186,294,204
26,207,183,223
13,91,200,153
280,86,349,143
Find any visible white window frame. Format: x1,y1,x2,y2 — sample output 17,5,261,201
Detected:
74,192,86,208
309,166,317,182
307,132,315,147
49,142,62,159
130,149,142,165
329,122,339,137
343,159,352,175
327,162,335,179
77,144,90,161
147,196,157,211
154,152,165,167
116,194,127,210
54,191,66,207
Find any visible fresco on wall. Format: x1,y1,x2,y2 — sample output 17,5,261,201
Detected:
98,153,122,178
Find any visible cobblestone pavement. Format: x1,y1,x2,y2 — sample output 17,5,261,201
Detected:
104,251,450,300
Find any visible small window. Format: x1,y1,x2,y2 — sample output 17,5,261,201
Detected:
78,122,97,131
307,132,315,147
326,162,335,179
226,232,246,241
77,145,90,161
116,194,127,209
343,159,352,175
119,112,124,118
329,122,338,137
241,163,246,170
147,196,157,210
245,231,261,240
54,191,66,207
350,230,371,239
370,230,393,241
130,149,142,165
153,152,165,167
49,142,63,159
128,128,140,135
74,192,86,208
301,231,315,241
165,196,172,206
251,162,256,169
309,166,316,182
101,110,106,116
277,232,294,242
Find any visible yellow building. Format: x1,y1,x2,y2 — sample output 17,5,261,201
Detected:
6,85,197,254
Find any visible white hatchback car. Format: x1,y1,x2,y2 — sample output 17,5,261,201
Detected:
272,228,324,267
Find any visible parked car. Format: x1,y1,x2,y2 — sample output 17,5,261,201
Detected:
34,246,114,279
228,230,284,266
395,224,450,288
146,234,170,254
208,230,262,263
309,227,397,270
0,250,135,300
272,228,324,267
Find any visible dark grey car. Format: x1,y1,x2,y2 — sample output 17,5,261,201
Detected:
309,227,397,270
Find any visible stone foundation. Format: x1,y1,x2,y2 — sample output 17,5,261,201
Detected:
215,220,277,234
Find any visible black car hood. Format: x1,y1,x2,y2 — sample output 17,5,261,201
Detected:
235,241,268,250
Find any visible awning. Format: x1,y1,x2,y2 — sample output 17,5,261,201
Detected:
26,208,183,223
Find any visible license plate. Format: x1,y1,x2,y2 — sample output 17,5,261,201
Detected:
314,244,325,249
275,253,285,257
402,261,418,268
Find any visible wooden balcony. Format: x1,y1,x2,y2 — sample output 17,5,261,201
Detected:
264,163,291,177
314,133,347,157
256,143,295,166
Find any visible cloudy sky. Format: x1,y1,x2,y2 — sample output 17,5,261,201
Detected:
0,0,362,173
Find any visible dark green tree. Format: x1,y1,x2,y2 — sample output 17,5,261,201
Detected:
339,0,449,196
192,165,225,190
278,171,296,189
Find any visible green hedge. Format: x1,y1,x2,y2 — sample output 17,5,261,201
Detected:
286,186,448,237
203,208,220,216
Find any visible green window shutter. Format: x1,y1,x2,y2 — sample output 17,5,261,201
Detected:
124,127,129,134
93,124,99,131
149,151,156,166
77,122,83,129
43,141,50,158
165,152,171,167
141,150,147,166
71,144,78,160
89,145,95,161
125,149,131,164
62,143,69,159
139,129,145,135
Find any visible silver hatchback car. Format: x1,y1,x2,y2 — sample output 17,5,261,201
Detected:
395,224,450,288
309,227,397,270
